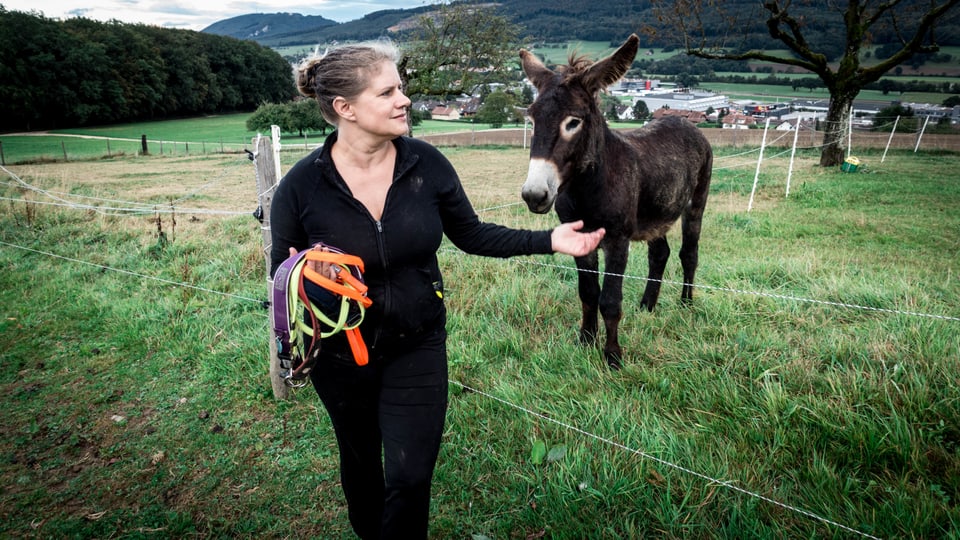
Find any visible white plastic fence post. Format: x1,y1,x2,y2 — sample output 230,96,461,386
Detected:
271,125,282,180
847,104,853,158
523,117,530,150
747,117,772,212
914,115,930,153
881,116,900,163
786,114,802,198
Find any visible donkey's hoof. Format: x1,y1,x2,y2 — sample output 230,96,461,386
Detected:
604,354,622,370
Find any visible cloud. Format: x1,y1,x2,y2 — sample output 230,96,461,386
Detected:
1,0,436,30
65,8,93,18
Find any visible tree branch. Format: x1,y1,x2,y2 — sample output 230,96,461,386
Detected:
858,0,960,83
763,1,830,71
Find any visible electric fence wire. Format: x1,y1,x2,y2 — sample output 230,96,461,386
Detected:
0,239,261,304
447,379,883,540
509,257,960,323
0,160,251,217
1,132,954,538
0,237,892,539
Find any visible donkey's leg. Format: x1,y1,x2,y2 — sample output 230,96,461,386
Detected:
574,250,600,346
679,212,703,303
600,239,629,369
679,167,709,303
640,236,670,312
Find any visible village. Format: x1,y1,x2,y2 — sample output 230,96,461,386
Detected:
412,77,960,131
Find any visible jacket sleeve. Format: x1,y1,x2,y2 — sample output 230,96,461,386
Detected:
268,173,308,278
433,150,553,258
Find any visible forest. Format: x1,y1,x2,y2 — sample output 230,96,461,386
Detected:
213,0,960,50
0,8,296,132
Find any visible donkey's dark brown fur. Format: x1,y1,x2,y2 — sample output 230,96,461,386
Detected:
520,34,713,369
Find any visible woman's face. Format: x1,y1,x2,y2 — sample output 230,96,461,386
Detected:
348,60,411,138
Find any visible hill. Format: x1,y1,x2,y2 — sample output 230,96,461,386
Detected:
201,1,960,52
201,12,338,42
200,1,664,47
202,7,435,47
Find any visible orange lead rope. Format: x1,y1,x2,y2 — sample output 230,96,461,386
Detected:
301,249,373,366
273,244,373,386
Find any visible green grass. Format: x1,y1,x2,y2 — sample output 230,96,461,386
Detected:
533,41,626,64
702,81,953,105
0,116,518,164
1,125,959,538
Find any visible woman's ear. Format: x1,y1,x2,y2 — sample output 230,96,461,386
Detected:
332,96,355,122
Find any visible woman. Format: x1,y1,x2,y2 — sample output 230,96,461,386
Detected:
269,40,604,539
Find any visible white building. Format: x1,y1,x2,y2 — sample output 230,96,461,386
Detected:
621,89,729,113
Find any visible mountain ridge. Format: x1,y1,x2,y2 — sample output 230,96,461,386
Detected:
200,0,960,50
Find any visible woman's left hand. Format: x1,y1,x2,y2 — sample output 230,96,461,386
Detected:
290,246,339,280
551,220,605,257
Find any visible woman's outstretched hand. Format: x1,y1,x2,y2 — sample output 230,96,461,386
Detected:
550,220,605,257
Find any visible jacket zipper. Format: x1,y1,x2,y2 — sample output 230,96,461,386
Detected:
371,219,388,349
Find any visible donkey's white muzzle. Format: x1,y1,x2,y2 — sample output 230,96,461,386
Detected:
521,158,560,214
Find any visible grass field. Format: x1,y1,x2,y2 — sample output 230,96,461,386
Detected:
1,115,958,538
0,117,518,164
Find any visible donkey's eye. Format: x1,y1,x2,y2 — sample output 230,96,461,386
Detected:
561,116,582,139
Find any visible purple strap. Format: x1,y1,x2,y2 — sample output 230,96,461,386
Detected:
271,249,305,359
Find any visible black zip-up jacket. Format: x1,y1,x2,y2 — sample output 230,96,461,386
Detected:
270,131,553,356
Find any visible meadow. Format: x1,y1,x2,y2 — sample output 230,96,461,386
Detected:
0,117,959,538
0,116,517,165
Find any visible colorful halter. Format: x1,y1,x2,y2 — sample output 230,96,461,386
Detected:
272,244,372,387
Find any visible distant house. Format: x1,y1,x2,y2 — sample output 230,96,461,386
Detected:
652,108,706,124
412,100,444,113
430,105,461,121
459,98,481,119
614,104,634,121
775,118,816,131
721,113,756,129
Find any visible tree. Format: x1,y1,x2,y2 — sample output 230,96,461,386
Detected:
651,0,960,166
288,99,329,136
399,4,521,101
600,94,622,122
520,85,535,106
246,99,330,136
873,103,917,132
633,99,651,121
675,72,699,88
246,102,293,134
475,90,514,128
0,9,294,130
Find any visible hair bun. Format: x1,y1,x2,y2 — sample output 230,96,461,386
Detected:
297,58,321,99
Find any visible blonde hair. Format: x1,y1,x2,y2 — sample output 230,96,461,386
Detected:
297,40,402,125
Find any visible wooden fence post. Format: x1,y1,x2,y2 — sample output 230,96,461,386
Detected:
141,135,148,155
253,126,289,399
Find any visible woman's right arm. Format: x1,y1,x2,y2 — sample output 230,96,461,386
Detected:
269,180,308,277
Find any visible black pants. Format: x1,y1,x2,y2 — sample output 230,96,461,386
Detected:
310,327,448,540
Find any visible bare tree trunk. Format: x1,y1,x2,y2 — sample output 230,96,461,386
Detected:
820,91,855,167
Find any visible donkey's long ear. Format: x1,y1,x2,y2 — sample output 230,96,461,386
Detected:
520,49,554,92
581,34,640,94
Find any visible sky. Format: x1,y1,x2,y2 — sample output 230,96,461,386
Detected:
1,0,437,30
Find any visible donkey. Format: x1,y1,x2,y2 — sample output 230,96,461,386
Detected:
519,34,713,369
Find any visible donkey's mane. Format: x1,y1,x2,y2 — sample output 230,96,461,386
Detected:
558,53,594,78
